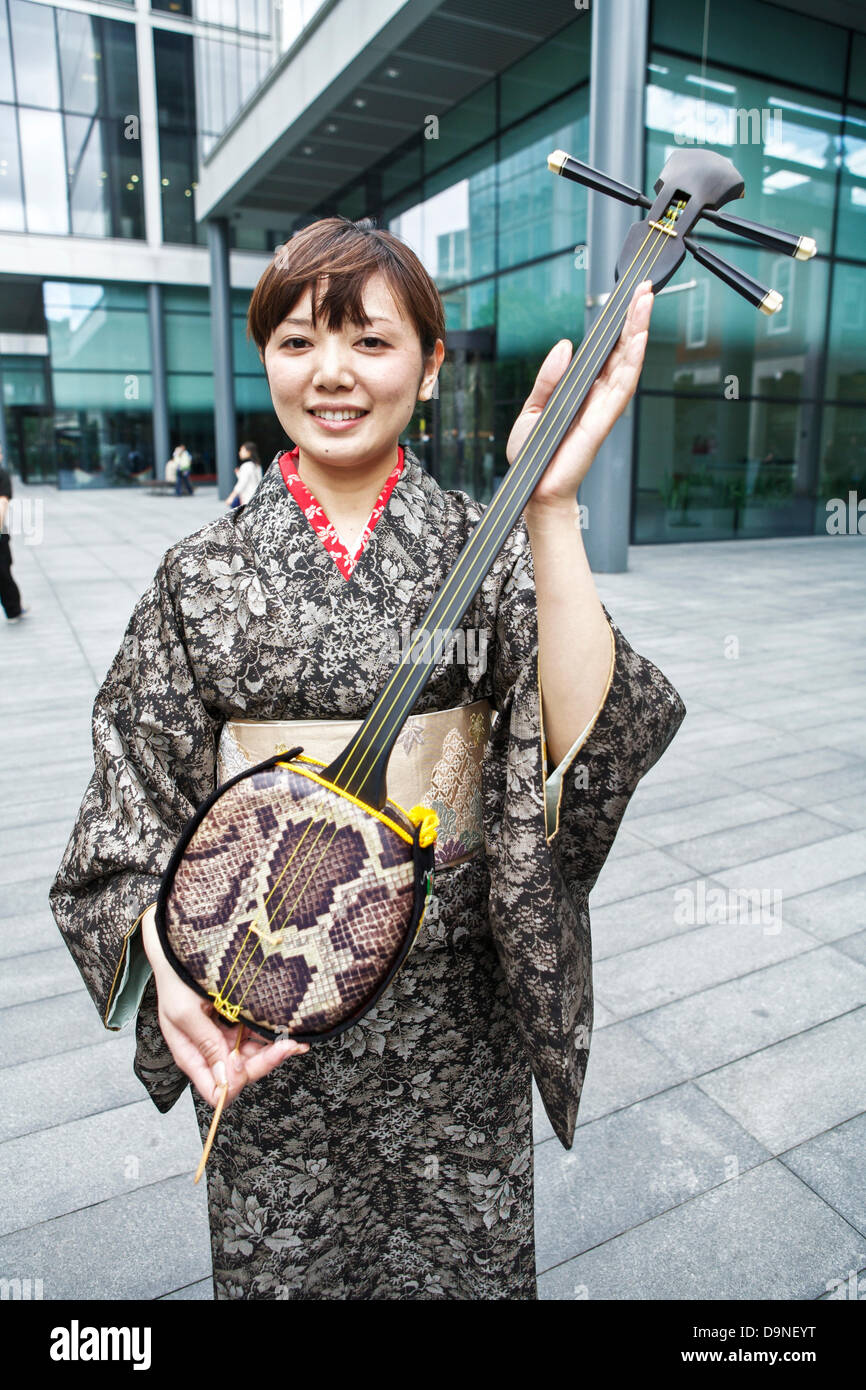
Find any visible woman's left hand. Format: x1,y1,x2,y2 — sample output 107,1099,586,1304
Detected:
506,279,654,513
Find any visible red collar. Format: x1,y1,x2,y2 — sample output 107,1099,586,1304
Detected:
278,445,405,580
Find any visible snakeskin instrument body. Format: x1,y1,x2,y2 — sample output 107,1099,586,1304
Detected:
158,754,428,1039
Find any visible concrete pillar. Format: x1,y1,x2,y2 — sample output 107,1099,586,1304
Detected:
207,218,236,498
580,0,650,572
147,283,170,480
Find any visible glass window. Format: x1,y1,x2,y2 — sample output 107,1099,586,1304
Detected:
102,18,140,121
423,84,496,182
166,373,213,411
9,0,59,109
825,262,866,403
496,250,584,360
836,105,866,262
645,54,840,259
651,0,847,96
51,370,153,411
818,405,866,508
19,107,67,233
151,0,192,14
0,1,15,104
633,393,816,543
44,281,149,372
57,10,99,116
497,88,589,273
641,243,828,402
851,35,866,106
154,30,196,130
0,103,25,231
165,304,213,372
499,14,590,128
159,129,197,243
391,140,496,287
66,113,109,236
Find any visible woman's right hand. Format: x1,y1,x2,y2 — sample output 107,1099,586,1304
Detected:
140,904,309,1108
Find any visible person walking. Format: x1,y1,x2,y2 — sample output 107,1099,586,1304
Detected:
225,441,263,510
173,444,194,496
0,445,25,624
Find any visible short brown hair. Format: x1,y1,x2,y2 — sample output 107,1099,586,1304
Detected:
246,216,446,363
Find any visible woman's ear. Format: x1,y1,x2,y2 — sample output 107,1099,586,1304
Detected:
417,338,445,401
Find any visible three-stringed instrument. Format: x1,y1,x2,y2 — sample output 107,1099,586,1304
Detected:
156,148,815,1056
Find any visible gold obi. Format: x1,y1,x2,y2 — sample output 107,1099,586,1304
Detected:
217,698,493,870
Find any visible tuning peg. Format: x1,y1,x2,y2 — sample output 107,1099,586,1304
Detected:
684,236,783,314
548,149,817,260
698,207,816,260
548,150,651,209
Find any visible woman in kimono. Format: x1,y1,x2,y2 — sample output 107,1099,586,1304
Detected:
50,216,686,1300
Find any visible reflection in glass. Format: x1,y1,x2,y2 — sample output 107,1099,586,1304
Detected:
0,2,16,104
9,0,59,109
57,10,100,116
837,107,866,262
19,107,67,233
66,114,108,237
825,263,866,403
645,55,840,255
0,102,25,231
634,394,815,541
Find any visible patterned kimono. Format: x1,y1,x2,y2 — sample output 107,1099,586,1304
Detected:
50,444,686,1300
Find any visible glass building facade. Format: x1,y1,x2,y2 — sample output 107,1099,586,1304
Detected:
1,0,864,541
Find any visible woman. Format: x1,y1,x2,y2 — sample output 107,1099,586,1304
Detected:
225,441,263,509
50,216,685,1300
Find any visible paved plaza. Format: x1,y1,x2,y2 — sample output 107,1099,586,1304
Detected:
0,478,864,1301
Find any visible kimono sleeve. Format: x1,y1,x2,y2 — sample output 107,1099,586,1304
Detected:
482,526,686,1148
49,557,219,1036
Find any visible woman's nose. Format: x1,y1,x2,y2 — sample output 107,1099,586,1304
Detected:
311,343,354,388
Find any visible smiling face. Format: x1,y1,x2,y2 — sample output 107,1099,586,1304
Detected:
261,271,443,475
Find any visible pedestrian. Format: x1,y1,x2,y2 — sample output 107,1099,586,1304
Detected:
225,442,263,510
0,445,25,624
50,216,685,1300
173,444,194,496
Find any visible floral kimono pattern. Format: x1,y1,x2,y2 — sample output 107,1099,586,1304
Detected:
50,446,686,1300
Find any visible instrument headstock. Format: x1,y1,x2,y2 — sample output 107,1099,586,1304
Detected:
614,149,745,293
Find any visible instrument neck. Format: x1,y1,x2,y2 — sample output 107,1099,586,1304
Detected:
325,276,633,807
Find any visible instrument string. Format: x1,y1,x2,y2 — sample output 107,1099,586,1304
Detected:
211,208,680,1014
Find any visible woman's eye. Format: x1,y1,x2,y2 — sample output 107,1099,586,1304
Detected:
359,336,387,348
281,337,308,349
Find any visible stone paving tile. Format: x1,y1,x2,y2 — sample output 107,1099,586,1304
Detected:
632,945,866,1076
666,809,845,876
593,917,815,1022
811,793,866,831
534,1083,770,1271
713,831,866,900
537,1162,866,1300
0,1098,202,1235
780,1111,866,1238
696,1007,866,1153
0,945,83,1008
0,1173,211,1300
587,846,696,909
622,771,747,818
0,991,110,1066
835,930,866,966
589,875,725,960
626,789,796,848
0,879,58,919
0,1035,142,1143
0,911,63,960
780,874,866,943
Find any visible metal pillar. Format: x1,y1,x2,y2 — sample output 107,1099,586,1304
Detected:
207,217,236,498
580,0,650,573
147,283,170,479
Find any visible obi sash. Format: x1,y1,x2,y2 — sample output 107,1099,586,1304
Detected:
217,698,492,870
